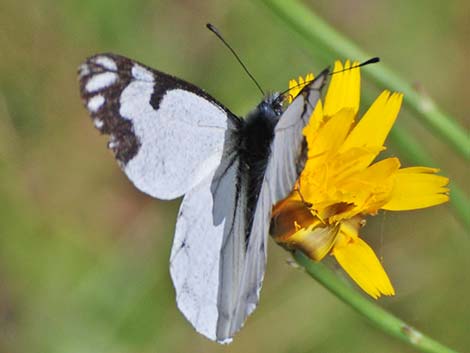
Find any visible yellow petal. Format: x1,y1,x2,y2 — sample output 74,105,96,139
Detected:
288,73,315,103
289,223,340,261
332,233,395,299
324,60,361,117
303,99,324,145
328,146,384,182
270,199,340,261
270,199,317,242
306,108,355,163
340,91,403,166
334,157,401,217
382,167,450,210
299,109,357,206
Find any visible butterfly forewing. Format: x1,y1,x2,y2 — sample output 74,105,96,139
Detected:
265,69,329,201
79,53,240,199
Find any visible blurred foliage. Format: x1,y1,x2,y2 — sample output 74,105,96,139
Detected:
0,0,468,352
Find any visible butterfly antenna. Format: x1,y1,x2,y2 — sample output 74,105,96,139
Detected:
273,57,379,105
207,23,265,96
329,57,380,75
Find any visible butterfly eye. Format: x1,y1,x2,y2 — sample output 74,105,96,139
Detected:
260,93,283,118
272,97,284,116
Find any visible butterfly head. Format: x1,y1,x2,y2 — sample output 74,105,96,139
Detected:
254,93,284,121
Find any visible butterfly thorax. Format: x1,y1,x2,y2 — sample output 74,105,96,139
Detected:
238,94,283,239
241,93,283,157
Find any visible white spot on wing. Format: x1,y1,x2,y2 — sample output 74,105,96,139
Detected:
79,64,90,78
85,72,118,93
108,136,119,149
94,56,117,71
94,118,104,129
87,94,105,112
131,64,154,82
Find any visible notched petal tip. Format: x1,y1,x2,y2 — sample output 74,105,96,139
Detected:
287,73,316,103
382,168,450,211
324,59,361,117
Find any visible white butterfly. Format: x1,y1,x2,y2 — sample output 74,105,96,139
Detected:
78,53,328,343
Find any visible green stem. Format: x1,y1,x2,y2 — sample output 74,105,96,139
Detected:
294,251,460,353
259,0,469,160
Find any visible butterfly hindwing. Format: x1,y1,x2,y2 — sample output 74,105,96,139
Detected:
79,53,241,199
170,150,248,343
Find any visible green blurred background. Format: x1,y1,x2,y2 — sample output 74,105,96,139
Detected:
0,0,468,352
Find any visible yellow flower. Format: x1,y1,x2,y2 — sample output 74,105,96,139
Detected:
271,60,450,299
287,73,315,103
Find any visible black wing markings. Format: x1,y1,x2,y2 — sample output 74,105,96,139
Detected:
79,53,242,165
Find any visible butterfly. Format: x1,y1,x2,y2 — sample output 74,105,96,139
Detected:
78,53,328,343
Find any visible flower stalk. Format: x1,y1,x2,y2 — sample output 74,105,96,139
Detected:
294,251,460,353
